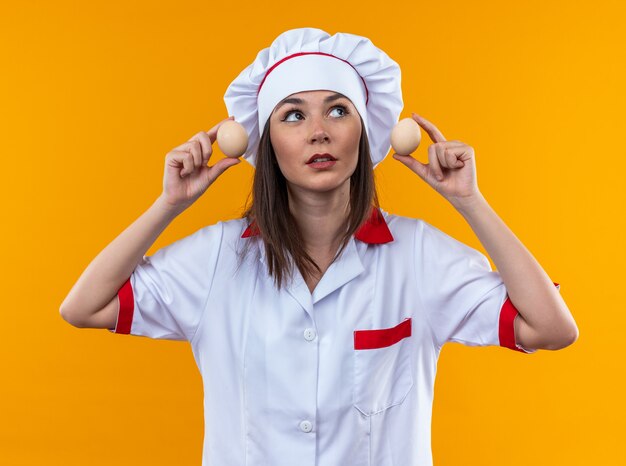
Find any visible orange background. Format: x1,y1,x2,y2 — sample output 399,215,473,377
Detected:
2,1,623,464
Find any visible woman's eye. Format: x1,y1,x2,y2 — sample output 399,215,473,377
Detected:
283,110,304,122
282,105,349,122
329,106,347,117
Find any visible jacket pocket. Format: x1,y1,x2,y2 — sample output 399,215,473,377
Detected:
352,317,414,416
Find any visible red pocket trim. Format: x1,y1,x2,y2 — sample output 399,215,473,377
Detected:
354,317,412,350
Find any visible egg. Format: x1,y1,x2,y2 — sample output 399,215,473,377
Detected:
217,119,249,157
390,118,421,156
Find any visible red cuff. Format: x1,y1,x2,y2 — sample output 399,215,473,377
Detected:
498,282,560,353
109,276,134,334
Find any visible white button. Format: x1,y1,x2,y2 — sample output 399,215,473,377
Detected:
299,420,313,433
303,328,317,341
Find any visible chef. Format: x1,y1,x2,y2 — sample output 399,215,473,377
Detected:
63,26,578,466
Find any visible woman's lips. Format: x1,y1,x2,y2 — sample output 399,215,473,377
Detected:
307,160,337,169
307,153,336,164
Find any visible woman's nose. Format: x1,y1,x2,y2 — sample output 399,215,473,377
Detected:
309,118,330,143
310,130,330,143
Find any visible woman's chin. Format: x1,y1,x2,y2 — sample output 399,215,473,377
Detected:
287,177,351,196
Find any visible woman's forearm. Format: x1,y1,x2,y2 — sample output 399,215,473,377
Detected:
451,191,578,348
59,195,184,324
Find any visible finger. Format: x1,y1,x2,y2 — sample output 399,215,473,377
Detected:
412,113,446,143
437,141,465,168
437,144,457,169
175,141,202,172
190,131,214,164
174,141,202,170
168,149,195,177
443,146,467,168
188,140,203,169
181,151,195,177
207,157,241,184
435,144,448,169
436,143,465,169
428,145,445,180
206,115,236,144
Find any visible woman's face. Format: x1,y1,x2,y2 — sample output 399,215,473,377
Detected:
268,90,362,196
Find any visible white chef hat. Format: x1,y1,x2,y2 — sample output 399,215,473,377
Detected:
223,27,403,168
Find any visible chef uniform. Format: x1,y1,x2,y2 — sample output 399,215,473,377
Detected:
109,27,560,466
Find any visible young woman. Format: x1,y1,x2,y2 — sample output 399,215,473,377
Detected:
60,28,578,466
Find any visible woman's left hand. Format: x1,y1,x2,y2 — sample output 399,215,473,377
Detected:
392,113,481,206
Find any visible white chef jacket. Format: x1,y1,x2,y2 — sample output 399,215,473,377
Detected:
108,208,560,466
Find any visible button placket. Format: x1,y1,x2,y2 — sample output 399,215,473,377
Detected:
298,327,317,434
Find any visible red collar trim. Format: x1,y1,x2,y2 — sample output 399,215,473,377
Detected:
241,207,394,244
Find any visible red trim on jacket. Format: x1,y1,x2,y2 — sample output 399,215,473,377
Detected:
354,318,412,350
499,282,560,353
111,277,134,334
241,207,394,244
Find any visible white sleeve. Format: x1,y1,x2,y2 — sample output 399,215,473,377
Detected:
107,222,224,341
415,220,558,354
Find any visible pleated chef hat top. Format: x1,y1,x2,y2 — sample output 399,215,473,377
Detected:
223,27,404,168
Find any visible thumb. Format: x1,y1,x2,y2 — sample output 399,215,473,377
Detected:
392,153,429,181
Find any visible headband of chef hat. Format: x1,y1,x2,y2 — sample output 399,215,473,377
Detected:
223,27,404,168
256,54,368,147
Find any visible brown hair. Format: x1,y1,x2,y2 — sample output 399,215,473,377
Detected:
238,115,379,290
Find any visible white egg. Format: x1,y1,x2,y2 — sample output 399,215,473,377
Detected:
217,120,249,157
390,118,421,156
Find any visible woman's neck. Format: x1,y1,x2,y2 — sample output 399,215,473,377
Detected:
287,182,350,255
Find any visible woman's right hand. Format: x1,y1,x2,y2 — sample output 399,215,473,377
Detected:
159,116,242,212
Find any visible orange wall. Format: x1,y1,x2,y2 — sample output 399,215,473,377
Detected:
1,1,623,464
